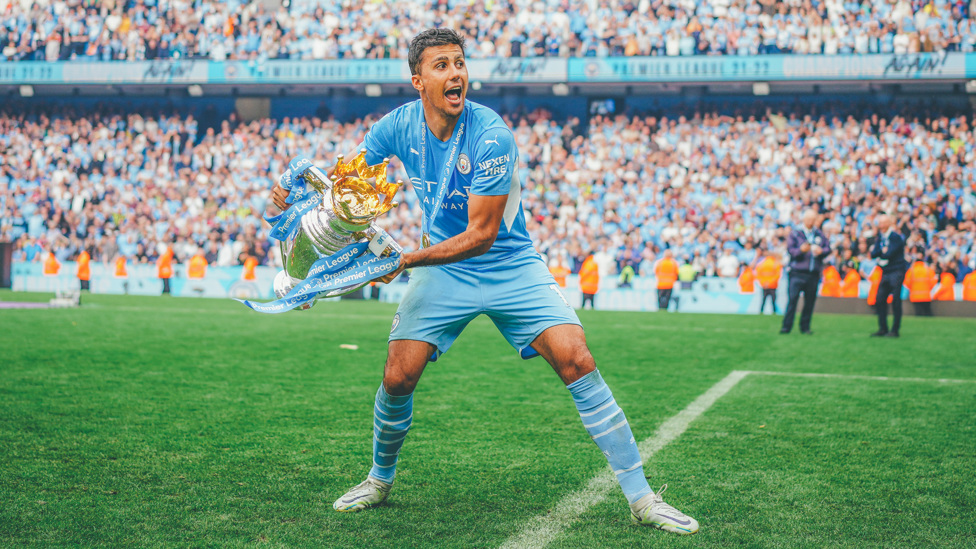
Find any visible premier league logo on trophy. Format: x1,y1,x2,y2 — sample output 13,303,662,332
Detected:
238,151,404,314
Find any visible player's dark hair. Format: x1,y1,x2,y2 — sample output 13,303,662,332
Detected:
408,28,466,75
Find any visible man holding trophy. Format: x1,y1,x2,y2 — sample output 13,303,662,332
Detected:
265,29,698,535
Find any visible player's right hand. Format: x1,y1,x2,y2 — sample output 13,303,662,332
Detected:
271,183,289,211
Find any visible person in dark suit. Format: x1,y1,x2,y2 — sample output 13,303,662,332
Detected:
780,210,830,335
870,214,908,338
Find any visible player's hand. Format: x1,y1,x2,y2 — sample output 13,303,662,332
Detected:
811,244,822,256
374,254,411,284
800,242,811,253
271,182,289,211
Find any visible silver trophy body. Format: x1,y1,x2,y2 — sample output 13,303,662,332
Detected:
273,154,403,304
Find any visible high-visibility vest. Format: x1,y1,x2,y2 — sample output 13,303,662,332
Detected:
867,266,882,305
579,257,599,294
114,256,128,278
904,261,936,303
188,253,208,279
43,252,61,276
549,265,570,288
76,250,91,281
157,247,174,279
737,266,756,294
755,257,781,290
865,266,892,305
933,273,956,301
963,272,976,301
840,270,860,298
243,256,258,281
654,258,679,290
820,265,841,297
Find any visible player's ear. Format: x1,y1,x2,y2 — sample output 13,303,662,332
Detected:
411,73,423,93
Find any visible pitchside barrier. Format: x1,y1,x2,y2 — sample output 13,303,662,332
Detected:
13,261,973,316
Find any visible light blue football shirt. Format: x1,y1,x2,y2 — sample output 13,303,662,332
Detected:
361,99,534,269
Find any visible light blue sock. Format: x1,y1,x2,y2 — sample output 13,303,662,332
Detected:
368,384,413,484
567,369,652,505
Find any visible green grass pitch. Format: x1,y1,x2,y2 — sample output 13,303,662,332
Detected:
1,290,974,548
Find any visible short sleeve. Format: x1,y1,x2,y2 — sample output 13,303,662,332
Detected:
361,110,399,165
470,127,518,197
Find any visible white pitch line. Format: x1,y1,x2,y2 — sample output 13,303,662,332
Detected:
499,369,751,549
748,370,976,385
498,368,975,549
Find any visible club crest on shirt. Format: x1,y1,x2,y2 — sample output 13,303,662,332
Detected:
457,153,471,175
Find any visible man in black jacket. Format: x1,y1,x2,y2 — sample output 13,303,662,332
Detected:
870,214,908,337
780,209,830,335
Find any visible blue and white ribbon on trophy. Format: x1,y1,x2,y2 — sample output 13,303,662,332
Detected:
261,156,324,242
238,155,401,314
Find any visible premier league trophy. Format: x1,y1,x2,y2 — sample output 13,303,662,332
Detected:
240,150,404,314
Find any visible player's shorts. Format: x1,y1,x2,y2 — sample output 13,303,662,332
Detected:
389,251,581,361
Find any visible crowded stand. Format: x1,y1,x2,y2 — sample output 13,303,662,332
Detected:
3,0,976,63
2,100,974,287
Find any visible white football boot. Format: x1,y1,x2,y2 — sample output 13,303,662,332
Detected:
333,477,392,512
630,484,699,534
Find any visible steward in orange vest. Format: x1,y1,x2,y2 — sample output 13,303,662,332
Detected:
549,261,570,288
904,260,937,316
187,253,208,279
819,265,841,297
905,261,936,302
933,272,955,301
866,265,882,306
964,272,976,301
840,268,860,298
114,256,128,278
654,251,680,311
157,246,175,294
43,252,61,276
579,255,599,309
755,255,781,314
737,266,756,294
242,256,259,281
77,250,91,290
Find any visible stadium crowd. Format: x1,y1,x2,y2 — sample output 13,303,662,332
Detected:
2,100,974,287
3,0,976,62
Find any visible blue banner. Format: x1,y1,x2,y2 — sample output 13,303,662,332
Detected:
569,52,969,82
3,53,973,86
0,63,63,83
570,56,783,82
209,59,410,84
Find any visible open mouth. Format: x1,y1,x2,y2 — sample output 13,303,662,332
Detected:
445,85,463,104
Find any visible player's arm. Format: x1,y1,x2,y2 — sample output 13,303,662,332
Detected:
373,194,506,283
409,193,507,267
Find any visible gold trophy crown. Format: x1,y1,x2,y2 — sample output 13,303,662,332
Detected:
302,148,402,226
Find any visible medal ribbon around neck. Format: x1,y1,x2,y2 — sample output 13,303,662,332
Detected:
420,109,466,247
